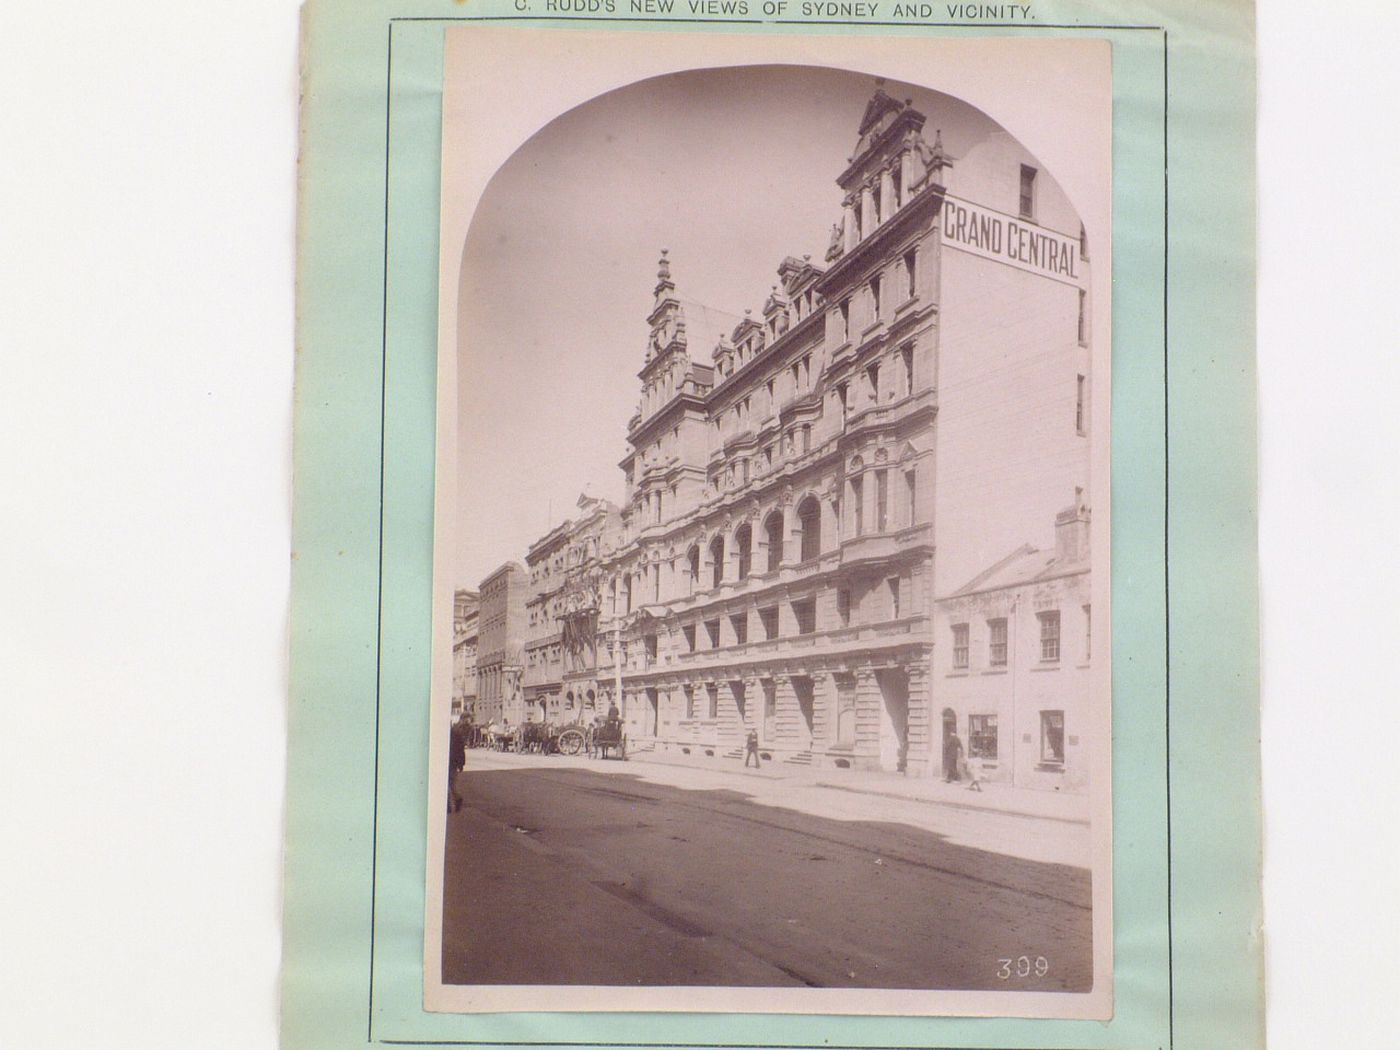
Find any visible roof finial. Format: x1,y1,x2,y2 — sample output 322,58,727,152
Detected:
657,248,671,282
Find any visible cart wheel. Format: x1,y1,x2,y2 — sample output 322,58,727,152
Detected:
558,729,583,756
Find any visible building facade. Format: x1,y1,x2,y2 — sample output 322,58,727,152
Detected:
476,562,527,725
523,493,625,724
451,589,480,720
481,86,1096,791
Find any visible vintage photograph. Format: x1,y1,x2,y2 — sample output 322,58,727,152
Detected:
426,28,1111,1018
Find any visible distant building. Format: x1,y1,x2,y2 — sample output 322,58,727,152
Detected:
523,493,624,725
477,562,527,725
451,589,479,721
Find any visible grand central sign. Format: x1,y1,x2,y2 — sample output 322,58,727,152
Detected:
941,194,1084,287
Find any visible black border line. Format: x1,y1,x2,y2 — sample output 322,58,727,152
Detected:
1161,29,1173,1050
367,15,1172,1049
369,17,396,1045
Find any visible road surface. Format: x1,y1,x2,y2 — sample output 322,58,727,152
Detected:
441,751,1092,991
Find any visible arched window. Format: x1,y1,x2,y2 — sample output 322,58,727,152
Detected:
735,524,752,581
709,535,725,589
798,497,822,562
764,511,784,571
687,545,700,592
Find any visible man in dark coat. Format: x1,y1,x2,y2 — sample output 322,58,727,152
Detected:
744,728,761,769
943,728,964,783
448,718,468,813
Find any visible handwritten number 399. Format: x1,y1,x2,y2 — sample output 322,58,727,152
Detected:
996,956,1049,980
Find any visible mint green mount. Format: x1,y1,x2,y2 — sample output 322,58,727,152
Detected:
287,2,1258,1047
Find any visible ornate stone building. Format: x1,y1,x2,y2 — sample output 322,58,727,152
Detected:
584,86,1096,787
523,493,623,725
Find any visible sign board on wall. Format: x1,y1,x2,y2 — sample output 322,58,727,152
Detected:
941,194,1084,286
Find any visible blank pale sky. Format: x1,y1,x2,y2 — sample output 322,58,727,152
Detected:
454,66,995,591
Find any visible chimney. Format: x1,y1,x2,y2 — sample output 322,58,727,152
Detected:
1054,487,1091,563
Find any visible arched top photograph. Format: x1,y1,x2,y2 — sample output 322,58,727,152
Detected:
431,25,1111,1022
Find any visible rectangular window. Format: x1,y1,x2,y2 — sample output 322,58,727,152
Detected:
837,588,851,626
906,469,917,525
1040,710,1065,764
968,714,998,759
1019,164,1037,219
988,617,1008,666
793,598,817,635
851,475,864,536
801,424,812,453
790,361,800,390
839,299,851,341
837,381,849,423
1039,610,1061,662
903,248,917,299
870,275,882,319
644,634,658,662
868,363,880,403
802,355,811,388
902,344,914,396
707,683,719,720
759,605,780,640
887,576,900,619
684,685,695,719
1078,289,1088,345
1084,604,1092,661
876,469,888,531
952,623,969,669
704,619,721,649
683,623,696,653
730,612,748,646
1076,374,1086,434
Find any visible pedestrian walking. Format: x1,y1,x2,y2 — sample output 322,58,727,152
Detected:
448,717,468,813
744,728,761,768
964,754,984,792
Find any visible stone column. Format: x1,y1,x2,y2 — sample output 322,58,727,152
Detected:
900,147,915,201
810,671,834,748
854,666,884,767
843,197,859,252
905,662,933,777
741,675,761,732
878,167,895,224
780,502,798,568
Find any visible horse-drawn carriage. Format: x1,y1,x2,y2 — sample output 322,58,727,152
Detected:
589,718,627,760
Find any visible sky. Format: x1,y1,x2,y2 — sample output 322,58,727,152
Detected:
453,66,997,591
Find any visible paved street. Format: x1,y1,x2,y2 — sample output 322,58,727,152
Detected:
442,750,1092,991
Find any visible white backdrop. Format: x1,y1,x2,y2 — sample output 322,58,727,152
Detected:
1,1,1395,1046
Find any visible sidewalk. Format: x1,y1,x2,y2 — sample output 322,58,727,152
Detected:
622,745,1089,825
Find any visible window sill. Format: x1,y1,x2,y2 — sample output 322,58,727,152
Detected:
946,670,970,678
982,667,1008,676
1030,663,1060,672
1035,762,1066,774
